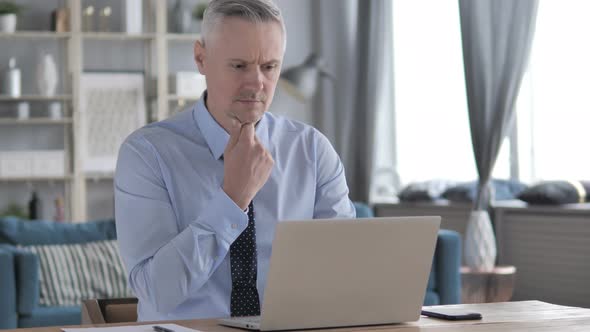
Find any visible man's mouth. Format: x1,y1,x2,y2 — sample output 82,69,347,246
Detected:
236,100,262,103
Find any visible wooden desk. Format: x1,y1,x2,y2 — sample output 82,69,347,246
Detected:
6,301,590,332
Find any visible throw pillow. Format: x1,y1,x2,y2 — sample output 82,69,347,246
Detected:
398,180,457,202
23,240,133,306
442,179,528,203
517,180,590,205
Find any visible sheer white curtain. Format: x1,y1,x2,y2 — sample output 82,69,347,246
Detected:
516,0,590,182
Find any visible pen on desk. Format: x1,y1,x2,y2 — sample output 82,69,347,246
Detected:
153,326,175,332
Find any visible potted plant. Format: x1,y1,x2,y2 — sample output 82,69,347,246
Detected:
0,1,21,33
0,203,28,219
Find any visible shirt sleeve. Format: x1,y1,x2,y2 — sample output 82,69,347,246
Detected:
114,135,248,314
312,130,356,219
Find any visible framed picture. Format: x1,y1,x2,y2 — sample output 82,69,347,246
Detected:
80,72,147,174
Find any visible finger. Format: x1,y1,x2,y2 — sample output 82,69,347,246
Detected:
239,122,256,142
266,151,275,167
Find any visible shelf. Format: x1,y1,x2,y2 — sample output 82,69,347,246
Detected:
82,32,156,41
85,172,114,181
166,33,202,42
0,1,188,221
168,95,201,101
0,95,72,101
0,118,73,125
0,175,73,182
0,31,71,40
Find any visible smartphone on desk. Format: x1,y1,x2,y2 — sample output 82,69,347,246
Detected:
421,308,482,321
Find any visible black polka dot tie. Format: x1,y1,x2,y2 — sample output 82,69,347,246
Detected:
230,201,261,317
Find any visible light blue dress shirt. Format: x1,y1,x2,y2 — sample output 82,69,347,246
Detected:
115,95,355,321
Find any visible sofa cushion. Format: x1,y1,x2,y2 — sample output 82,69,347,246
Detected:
0,217,116,245
22,240,132,306
18,306,81,328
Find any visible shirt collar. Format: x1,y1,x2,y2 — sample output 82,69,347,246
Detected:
193,91,270,160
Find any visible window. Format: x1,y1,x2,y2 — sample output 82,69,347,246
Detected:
516,0,590,181
390,0,511,186
373,0,588,203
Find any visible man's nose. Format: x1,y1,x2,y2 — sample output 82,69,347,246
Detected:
244,67,264,91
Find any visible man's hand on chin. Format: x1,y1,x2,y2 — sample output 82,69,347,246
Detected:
222,122,274,210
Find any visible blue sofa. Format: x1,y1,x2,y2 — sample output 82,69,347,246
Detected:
0,217,117,329
0,203,460,328
353,202,461,305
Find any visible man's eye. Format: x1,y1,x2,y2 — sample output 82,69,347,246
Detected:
232,64,245,70
263,65,277,71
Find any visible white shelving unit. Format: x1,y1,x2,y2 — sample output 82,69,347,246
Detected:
0,118,73,125
82,32,157,41
167,95,201,101
0,31,71,39
0,0,201,222
0,95,72,101
1,175,74,182
166,33,202,41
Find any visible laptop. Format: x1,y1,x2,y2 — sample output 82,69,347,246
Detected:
218,216,441,331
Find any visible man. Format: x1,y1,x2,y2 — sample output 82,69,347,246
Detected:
115,0,355,322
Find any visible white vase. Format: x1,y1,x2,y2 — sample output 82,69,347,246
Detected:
0,14,17,33
464,210,497,271
36,53,58,97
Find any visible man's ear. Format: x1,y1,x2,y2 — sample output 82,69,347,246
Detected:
194,40,206,74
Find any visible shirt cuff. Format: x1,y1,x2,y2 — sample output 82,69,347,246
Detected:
193,187,249,244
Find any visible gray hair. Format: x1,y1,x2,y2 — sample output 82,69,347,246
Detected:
201,0,286,50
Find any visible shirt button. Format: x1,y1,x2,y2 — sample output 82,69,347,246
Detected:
231,223,238,229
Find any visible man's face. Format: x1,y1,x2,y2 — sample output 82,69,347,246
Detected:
194,17,284,131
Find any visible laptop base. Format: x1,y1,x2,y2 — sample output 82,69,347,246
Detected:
219,316,261,330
